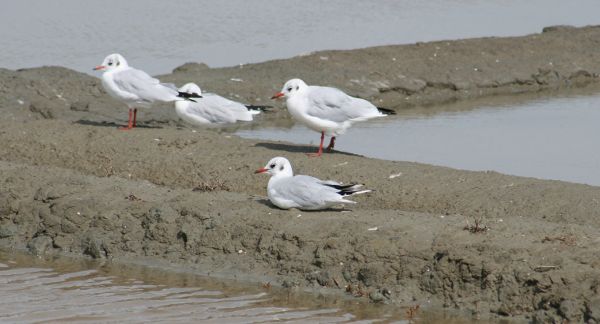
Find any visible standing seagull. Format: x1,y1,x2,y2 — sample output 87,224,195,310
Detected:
93,53,200,130
175,83,265,126
255,156,371,210
271,78,394,156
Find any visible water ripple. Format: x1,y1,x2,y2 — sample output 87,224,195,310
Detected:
0,262,360,323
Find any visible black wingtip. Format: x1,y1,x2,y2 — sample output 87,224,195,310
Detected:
324,183,357,190
377,107,396,115
323,183,369,196
245,105,274,112
178,91,203,101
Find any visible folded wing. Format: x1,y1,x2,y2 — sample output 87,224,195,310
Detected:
113,68,178,102
276,175,350,208
182,93,255,124
306,86,382,123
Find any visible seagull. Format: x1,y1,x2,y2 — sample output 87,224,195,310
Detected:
255,156,371,210
271,78,395,156
175,83,267,126
93,53,201,130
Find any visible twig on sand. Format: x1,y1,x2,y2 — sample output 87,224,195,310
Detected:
541,235,576,246
533,265,559,272
406,304,420,321
464,216,489,233
345,283,367,297
332,277,341,288
192,179,230,192
125,194,141,201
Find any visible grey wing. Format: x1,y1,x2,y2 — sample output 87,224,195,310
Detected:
306,86,378,122
113,68,178,101
185,98,235,124
277,175,341,206
198,94,242,123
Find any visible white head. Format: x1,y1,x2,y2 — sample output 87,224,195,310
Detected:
178,83,203,97
93,53,128,72
255,156,294,178
271,78,308,99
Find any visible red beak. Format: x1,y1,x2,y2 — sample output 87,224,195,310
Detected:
270,92,284,100
93,65,106,71
254,167,268,174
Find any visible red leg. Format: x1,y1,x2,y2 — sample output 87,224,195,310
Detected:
307,132,324,157
132,108,137,127
119,109,134,130
326,136,336,151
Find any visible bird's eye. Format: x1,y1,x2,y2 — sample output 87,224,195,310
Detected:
287,87,292,92
270,163,276,168
108,62,113,66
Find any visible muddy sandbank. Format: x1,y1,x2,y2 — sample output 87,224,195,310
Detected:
1,25,600,322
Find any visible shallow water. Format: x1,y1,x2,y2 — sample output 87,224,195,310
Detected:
2,0,599,74
0,250,479,323
238,93,600,186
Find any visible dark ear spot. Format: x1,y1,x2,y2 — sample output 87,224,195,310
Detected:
295,86,299,90
279,165,284,171
116,61,120,66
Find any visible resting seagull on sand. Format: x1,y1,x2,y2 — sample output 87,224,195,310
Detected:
93,53,200,130
271,78,395,156
175,83,266,126
255,156,371,210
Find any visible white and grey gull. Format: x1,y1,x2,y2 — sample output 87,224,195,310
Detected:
255,156,371,210
175,82,267,126
271,78,395,156
93,53,200,130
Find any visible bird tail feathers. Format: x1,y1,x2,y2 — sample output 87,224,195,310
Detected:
377,107,396,115
324,183,373,197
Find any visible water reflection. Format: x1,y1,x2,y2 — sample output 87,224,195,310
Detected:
238,92,600,186
1,250,435,323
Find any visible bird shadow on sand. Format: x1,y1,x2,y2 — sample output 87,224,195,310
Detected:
253,197,355,213
75,120,163,129
254,142,361,157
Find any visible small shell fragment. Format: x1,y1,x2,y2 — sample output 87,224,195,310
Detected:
389,172,402,179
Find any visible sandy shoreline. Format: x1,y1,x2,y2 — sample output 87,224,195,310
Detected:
1,26,600,322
